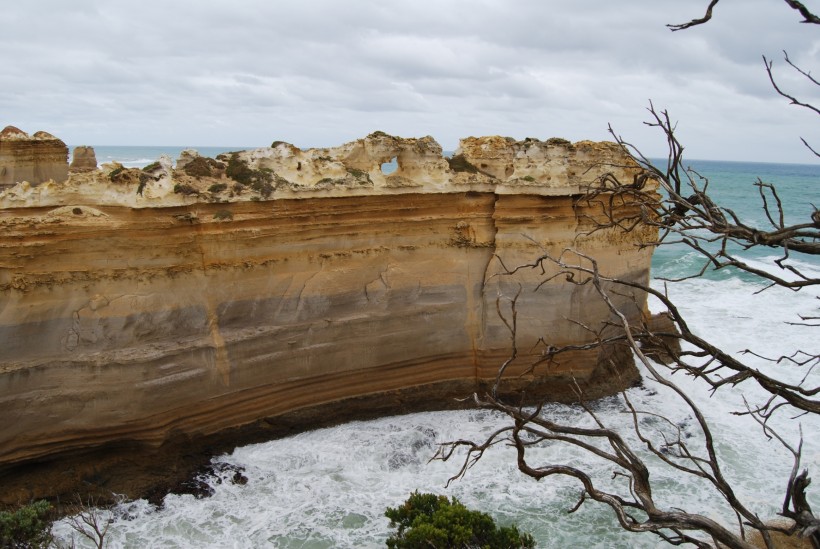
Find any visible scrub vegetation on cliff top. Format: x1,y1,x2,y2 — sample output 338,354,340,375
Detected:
221,152,275,198
183,156,224,178
437,3,820,549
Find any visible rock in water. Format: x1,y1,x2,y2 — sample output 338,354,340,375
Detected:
69,145,98,172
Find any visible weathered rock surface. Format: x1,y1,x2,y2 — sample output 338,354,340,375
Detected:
69,145,97,172
0,132,656,503
0,126,69,188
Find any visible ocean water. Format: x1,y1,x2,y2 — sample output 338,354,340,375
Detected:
51,153,820,548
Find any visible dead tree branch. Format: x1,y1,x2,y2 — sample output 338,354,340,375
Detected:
63,495,114,549
439,100,818,543
669,0,820,31
668,0,720,31
602,104,820,290
439,8,819,547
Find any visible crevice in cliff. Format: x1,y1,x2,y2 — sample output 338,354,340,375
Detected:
190,220,231,385
471,192,500,380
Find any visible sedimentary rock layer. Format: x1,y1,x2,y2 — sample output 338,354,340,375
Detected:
0,133,656,500
0,126,68,188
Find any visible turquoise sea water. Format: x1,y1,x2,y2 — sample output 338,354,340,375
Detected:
651,158,820,282
53,149,819,548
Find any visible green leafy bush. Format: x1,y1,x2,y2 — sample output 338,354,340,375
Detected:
208,183,228,193
385,492,535,549
0,500,54,548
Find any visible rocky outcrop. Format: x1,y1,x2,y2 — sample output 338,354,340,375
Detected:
1,132,644,208
69,146,97,172
0,126,68,188
175,148,201,170
0,133,657,502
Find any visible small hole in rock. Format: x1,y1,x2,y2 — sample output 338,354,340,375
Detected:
381,157,397,175
72,208,83,215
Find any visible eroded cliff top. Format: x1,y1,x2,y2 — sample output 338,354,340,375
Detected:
0,132,641,209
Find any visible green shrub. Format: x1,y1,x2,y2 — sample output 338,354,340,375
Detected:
108,166,125,181
385,492,535,549
0,500,54,548
446,155,479,174
225,153,255,185
251,180,273,198
142,161,162,172
208,183,228,193
346,167,367,179
521,175,536,182
173,183,198,195
137,172,153,196
213,209,233,220
184,157,215,178
226,154,274,197
546,137,571,146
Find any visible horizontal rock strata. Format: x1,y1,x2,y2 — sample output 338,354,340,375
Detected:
0,126,68,188
0,133,656,502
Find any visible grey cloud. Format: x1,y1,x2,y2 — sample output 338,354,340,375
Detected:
1,0,818,162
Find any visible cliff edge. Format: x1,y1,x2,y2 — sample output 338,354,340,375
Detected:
0,132,656,503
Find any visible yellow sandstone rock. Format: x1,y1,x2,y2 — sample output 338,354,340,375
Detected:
0,132,656,499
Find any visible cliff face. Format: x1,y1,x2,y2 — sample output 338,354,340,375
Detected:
0,133,656,500
0,126,69,188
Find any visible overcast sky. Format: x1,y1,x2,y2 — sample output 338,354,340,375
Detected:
2,1,819,162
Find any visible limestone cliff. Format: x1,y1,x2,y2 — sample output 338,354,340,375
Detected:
0,126,69,189
0,132,656,502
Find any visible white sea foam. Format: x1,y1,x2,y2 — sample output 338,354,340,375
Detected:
118,158,157,168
